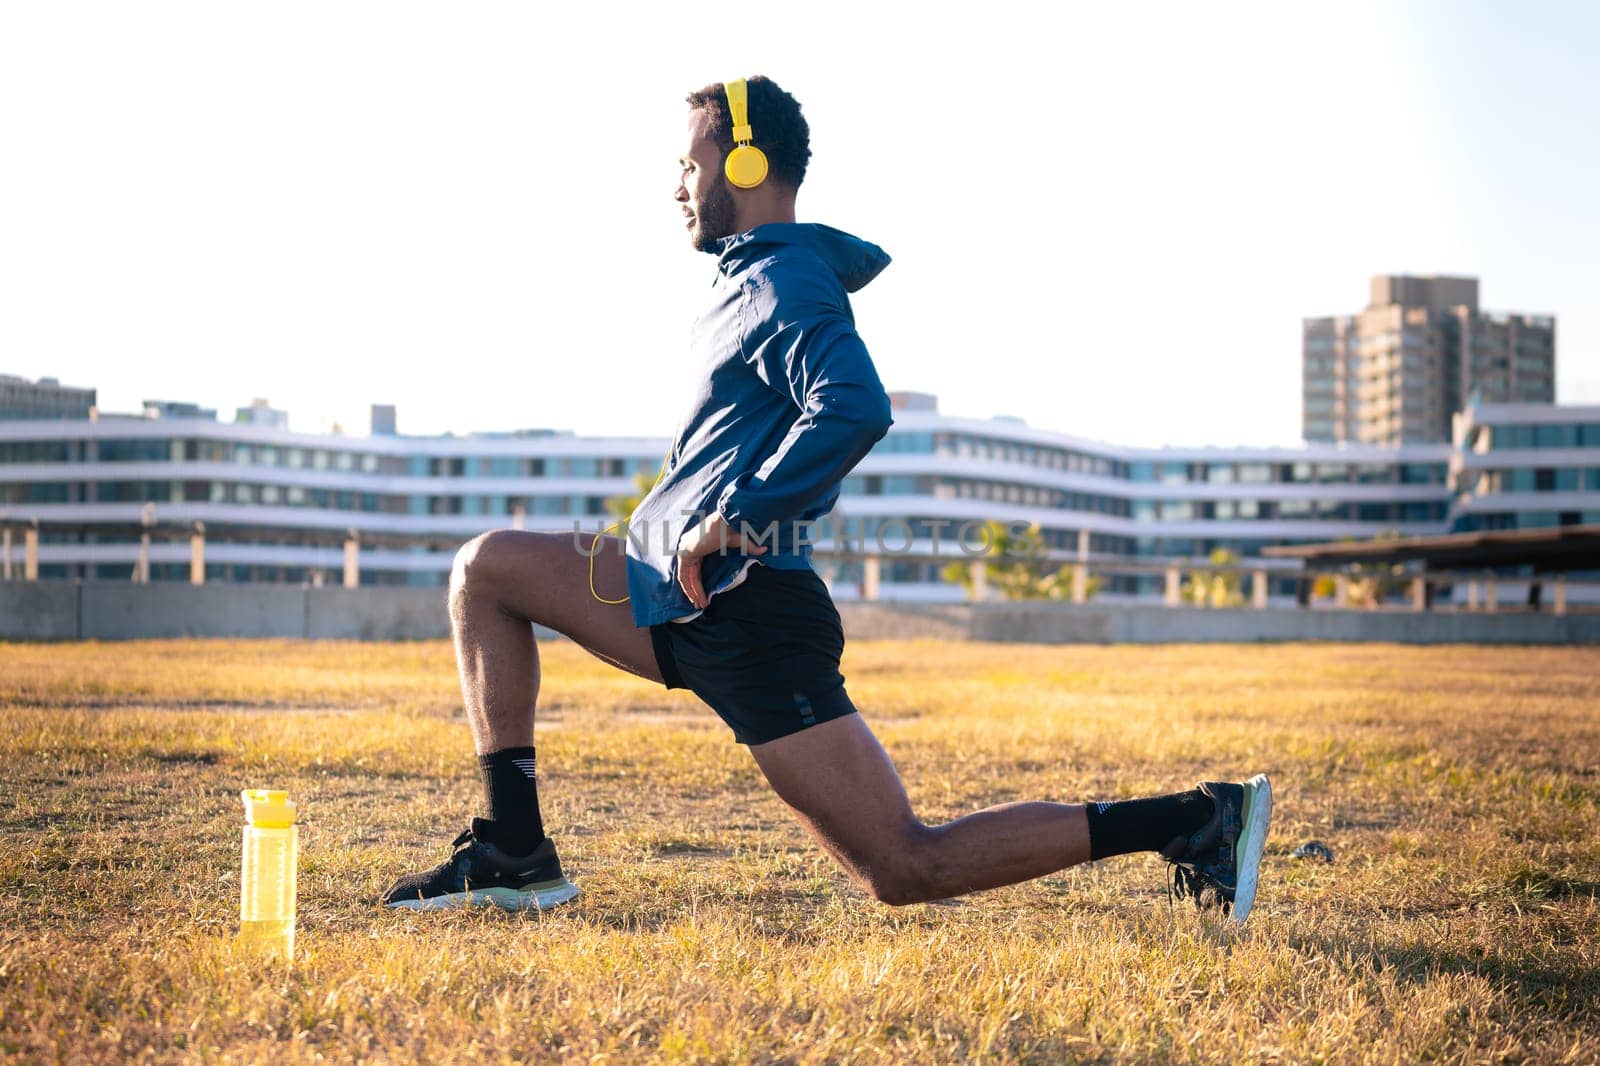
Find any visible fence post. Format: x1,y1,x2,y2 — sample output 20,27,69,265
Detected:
861,554,880,602
190,522,206,585
135,502,155,584
1072,529,1089,604
343,530,360,589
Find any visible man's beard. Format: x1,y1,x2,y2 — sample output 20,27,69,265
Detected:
689,180,738,253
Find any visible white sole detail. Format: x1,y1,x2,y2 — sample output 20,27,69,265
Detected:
386,877,581,912
1231,773,1272,923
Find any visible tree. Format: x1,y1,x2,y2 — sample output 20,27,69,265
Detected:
1181,548,1245,608
940,520,1101,601
1304,531,1408,607
1345,530,1408,608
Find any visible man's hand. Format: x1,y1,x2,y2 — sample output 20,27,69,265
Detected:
676,512,768,610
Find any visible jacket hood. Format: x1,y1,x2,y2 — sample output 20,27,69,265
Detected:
716,223,891,293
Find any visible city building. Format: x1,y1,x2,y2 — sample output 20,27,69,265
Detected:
1303,275,1555,445
143,400,218,420
1449,400,1600,533
235,398,290,429
1,374,96,421
1,392,1459,599
370,404,398,437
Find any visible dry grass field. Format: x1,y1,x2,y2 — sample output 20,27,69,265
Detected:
1,639,1597,1064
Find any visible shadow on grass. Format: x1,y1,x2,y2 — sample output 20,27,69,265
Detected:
1285,926,1600,1023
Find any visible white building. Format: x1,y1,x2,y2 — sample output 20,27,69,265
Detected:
4,393,1594,600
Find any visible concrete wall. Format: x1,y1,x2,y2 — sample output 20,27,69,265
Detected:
835,602,971,641
0,582,80,640
2,581,1598,644
82,584,307,639
964,603,1600,645
0,582,575,642
306,587,450,641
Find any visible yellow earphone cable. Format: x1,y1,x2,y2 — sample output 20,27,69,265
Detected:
588,452,670,605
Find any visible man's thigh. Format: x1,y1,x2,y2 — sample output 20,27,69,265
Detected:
463,529,663,685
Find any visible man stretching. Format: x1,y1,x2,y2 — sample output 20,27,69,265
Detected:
382,76,1273,920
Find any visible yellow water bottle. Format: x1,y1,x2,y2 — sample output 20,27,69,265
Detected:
238,789,298,962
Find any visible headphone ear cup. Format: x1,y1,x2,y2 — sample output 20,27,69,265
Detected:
724,145,769,190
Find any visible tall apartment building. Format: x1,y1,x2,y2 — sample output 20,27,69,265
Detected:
1303,275,1555,445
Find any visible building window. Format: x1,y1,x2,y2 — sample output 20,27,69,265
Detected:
1534,425,1578,448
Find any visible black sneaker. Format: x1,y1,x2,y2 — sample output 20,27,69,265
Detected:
381,818,580,911
1160,774,1272,923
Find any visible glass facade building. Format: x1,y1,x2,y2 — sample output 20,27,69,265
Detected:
1449,402,1600,535
3,396,1594,601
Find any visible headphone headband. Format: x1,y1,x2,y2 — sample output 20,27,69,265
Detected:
726,78,754,145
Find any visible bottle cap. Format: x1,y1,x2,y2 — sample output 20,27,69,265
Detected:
241,789,298,827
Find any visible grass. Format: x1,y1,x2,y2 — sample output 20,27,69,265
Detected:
1,639,1597,1064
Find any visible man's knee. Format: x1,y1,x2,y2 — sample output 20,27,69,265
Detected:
450,532,489,591
852,824,939,907
449,530,521,605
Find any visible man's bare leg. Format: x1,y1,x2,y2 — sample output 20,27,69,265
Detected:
447,529,662,753
750,715,1091,905
752,713,1272,918
382,528,661,908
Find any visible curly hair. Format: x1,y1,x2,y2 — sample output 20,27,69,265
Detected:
685,76,812,189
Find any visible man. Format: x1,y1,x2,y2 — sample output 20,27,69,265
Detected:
382,76,1273,920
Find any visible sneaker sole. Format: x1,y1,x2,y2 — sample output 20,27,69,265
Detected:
1231,773,1272,924
385,876,581,912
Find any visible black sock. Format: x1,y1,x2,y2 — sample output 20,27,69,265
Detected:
1084,790,1214,860
478,746,545,855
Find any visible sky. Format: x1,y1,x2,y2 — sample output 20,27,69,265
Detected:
2,1,1598,446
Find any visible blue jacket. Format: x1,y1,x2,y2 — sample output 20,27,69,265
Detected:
622,223,895,627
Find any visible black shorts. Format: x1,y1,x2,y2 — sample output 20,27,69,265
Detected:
649,563,859,745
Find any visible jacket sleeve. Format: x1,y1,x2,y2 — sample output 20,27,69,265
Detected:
714,273,894,535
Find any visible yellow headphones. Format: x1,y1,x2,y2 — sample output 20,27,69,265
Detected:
722,78,769,190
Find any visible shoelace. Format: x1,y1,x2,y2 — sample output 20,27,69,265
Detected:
1166,860,1232,915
